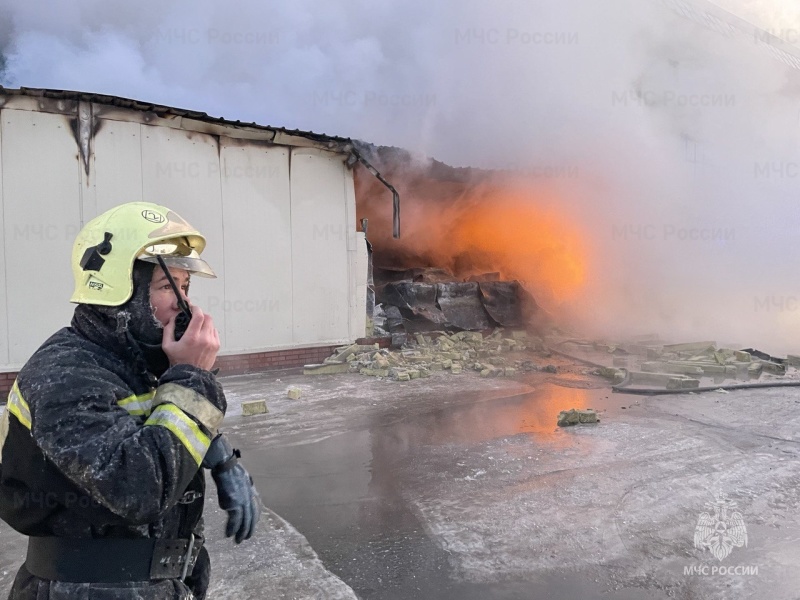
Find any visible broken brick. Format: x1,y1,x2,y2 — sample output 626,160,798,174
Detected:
304,363,351,375
242,400,268,416
557,408,598,427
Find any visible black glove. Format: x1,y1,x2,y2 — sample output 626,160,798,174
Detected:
203,434,261,543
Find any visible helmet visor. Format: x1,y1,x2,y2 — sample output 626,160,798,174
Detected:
138,240,216,278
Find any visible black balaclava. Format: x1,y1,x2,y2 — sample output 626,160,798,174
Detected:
72,260,170,379
123,260,171,377
125,260,166,346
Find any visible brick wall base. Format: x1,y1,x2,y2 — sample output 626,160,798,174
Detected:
0,371,16,398
212,345,338,376
0,345,338,397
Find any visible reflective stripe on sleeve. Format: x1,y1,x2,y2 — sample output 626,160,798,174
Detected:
144,403,210,465
7,381,31,431
117,391,156,417
152,383,223,435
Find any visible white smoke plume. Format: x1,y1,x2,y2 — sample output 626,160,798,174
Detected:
2,0,800,352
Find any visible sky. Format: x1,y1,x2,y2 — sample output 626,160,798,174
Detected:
2,0,800,351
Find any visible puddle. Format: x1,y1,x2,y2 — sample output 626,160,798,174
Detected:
234,384,660,599
372,379,627,445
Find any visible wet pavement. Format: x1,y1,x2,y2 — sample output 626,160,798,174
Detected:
220,363,800,600
235,380,669,599
4,357,800,599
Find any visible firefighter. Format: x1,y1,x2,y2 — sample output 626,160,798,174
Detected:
0,202,260,599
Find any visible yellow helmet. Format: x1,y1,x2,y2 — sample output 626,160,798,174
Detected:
70,202,215,306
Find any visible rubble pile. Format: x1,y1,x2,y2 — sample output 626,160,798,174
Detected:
305,329,557,381
564,339,795,390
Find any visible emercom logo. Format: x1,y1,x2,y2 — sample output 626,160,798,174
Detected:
693,491,748,561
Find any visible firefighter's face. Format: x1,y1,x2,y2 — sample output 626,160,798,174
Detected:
149,267,191,327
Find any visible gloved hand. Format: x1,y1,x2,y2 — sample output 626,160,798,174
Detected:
202,434,261,543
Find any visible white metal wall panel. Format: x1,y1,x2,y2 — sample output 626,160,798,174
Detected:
92,120,144,215
0,105,364,370
290,148,350,344
1,109,81,365
345,171,367,341
219,141,293,351
140,125,227,345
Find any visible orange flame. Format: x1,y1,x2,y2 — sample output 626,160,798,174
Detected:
357,172,589,309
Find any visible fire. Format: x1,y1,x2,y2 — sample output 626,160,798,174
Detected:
447,187,588,304
356,172,589,309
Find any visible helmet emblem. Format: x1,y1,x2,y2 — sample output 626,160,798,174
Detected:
141,210,166,223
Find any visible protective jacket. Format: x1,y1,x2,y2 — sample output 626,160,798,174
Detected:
0,302,226,599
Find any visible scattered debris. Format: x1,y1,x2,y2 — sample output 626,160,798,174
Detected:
303,363,351,376
307,328,553,381
666,377,701,390
741,348,787,365
242,400,268,416
287,386,302,400
661,341,717,353
306,333,800,394
595,366,626,384
557,408,599,427
374,266,540,333
562,338,800,394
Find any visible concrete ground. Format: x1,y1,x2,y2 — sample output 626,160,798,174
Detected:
4,353,800,599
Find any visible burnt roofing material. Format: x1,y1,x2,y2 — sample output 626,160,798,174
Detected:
0,86,402,236
0,86,352,147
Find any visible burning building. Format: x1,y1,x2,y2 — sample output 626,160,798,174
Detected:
354,144,589,337
0,87,593,397
0,83,678,403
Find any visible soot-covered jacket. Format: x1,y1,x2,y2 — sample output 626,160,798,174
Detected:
0,306,226,600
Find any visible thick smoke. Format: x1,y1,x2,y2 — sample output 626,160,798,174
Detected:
2,0,800,352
